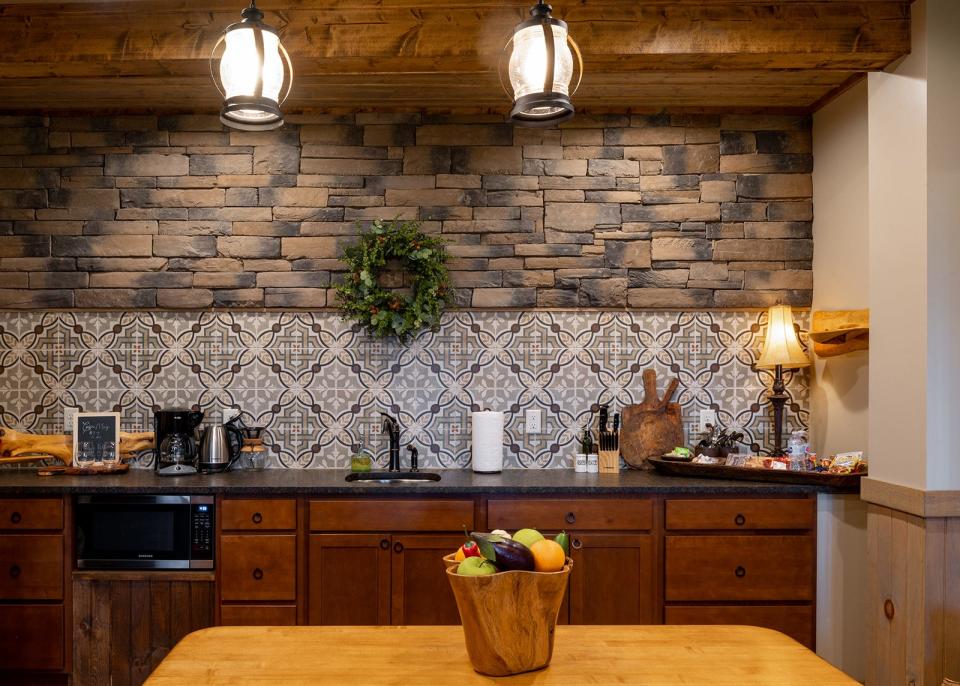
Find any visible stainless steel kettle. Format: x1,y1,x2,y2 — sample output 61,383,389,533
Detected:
198,417,244,473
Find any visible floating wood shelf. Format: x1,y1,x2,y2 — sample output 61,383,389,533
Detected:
810,309,869,358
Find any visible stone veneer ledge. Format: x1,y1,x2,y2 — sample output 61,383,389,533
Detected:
0,113,813,310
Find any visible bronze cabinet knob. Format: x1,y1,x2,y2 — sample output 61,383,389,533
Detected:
571,539,583,550
9,564,20,578
883,598,895,620
565,512,576,524
252,568,264,580
251,512,263,524
10,511,21,525
393,542,404,553
734,514,746,526
734,566,746,578
379,539,390,550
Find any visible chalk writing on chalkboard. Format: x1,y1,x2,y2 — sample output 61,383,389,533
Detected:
72,412,120,467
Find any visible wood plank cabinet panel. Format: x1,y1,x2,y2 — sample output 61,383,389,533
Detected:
220,605,297,626
220,534,296,602
0,604,63,671
665,604,814,648
665,535,814,602
73,575,213,686
0,534,63,600
665,498,815,531
308,534,390,626
390,535,463,626
0,498,63,530
309,500,474,532
487,498,653,531
569,533,656,625
221,499,296,532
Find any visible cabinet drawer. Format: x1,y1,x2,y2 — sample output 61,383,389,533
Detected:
0,498,63,530
221,604,297,626
0,534,63,600
309,500,474,532
220,534,296,602
666,498,814,531
222,499,296,531
665,535,814,601
487,498,652,531
0,604,63,670
665,605,814,648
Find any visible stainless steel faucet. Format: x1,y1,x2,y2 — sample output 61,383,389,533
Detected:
380,412,401,471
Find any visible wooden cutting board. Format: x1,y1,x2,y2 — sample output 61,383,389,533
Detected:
620,369,684,469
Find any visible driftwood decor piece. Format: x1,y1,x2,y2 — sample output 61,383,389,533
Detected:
0,427,154,467
810,309,869,358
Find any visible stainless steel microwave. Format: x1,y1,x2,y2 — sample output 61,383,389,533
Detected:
75,495,214,570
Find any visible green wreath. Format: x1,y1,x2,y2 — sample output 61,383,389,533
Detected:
336,219,452,341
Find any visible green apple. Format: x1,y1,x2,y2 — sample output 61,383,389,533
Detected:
457,556,497,576
512,528,545,549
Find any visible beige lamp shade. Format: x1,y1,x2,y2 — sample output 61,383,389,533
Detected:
757,305,810,369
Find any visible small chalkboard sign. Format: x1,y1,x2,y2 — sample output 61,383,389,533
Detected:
72,412,121,467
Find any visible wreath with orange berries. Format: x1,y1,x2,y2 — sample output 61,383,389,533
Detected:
336,219,451,341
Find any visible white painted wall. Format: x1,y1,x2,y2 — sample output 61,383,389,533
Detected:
868,0,960,490
867,0,929,490
924,0,960,490
811,79,870,681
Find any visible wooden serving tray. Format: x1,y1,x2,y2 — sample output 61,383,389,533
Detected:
37,463,130,477
647,457,863,492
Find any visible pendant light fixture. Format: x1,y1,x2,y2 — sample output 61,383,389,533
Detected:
210,1,293,131
501,0,583,126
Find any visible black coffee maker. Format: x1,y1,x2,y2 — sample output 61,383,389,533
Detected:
154,408,205,476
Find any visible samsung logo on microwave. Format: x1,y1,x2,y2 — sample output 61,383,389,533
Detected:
137,554,154,559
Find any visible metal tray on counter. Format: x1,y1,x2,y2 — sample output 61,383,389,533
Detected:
646,457,864,492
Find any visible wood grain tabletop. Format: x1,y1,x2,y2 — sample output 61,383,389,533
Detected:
145,624,857,685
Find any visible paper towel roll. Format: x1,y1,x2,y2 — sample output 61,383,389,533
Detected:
471,410,504,473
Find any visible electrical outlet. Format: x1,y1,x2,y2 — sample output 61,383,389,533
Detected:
63,407,78,432
223,408,241,423
699,409,717,433
525,409,543,434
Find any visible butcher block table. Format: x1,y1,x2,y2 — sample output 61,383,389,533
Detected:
145,625,856,685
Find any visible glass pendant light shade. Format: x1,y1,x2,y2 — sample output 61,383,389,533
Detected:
211,2,293,131
503,1,582,126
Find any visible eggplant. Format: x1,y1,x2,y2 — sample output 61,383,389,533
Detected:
470,532,535,572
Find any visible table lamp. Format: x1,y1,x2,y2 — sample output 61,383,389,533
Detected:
756,304,810,456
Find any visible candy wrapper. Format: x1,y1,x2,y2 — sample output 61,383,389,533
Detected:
828,451,867,474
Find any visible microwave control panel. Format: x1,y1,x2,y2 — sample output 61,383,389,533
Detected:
190,500,215,564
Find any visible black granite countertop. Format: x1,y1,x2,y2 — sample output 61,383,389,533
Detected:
0,468,838,496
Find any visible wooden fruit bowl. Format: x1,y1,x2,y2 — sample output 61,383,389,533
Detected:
443,553,572,677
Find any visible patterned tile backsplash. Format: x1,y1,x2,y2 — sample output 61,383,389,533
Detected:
0,310,809,469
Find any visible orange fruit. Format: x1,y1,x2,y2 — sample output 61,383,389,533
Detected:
530,539,566,573
454,547,466,562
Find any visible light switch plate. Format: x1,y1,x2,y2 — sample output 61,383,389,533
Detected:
699,409,717,433
525,409,543,434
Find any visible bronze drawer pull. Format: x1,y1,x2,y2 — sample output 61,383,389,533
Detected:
251,512,263,524
571,539,583,550
252,568,264,581
380,539,390,550
883,599,895,620
734,566,746,578
565,512,576,524
10,511,21,525
734,514,746,526
393,542,404,553
9,564,20,578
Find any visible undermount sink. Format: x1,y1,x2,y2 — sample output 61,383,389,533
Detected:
345,471,441,484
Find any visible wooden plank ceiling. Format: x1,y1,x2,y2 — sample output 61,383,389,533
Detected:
0,0,912,114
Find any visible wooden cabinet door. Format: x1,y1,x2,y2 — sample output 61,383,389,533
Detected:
390,535,463,626
569,533,656,625
0,604,63,671
308,534,390,626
